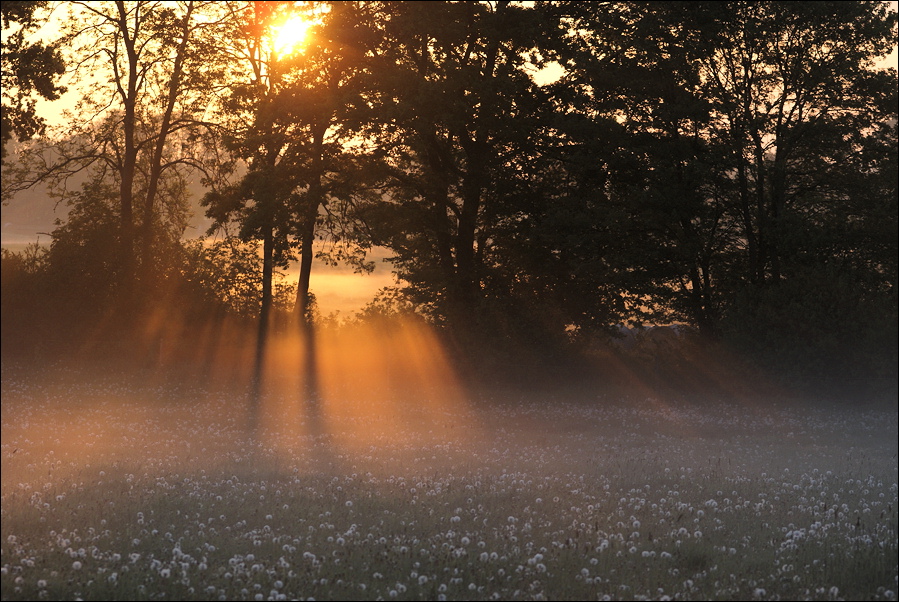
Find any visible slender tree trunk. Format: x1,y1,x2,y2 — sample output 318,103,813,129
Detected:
735,149,759,284
260,224,274,334
768,149,788,282
450,3,503,320
116,2,141,338
295,211,319,404
295,126,325,329
116,0,139,310
455,158,484,318
689,262,717,338
139,1,195,287
295,213,316,326
751,129,770,285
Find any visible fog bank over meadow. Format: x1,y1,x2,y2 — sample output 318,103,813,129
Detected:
2,358,897,601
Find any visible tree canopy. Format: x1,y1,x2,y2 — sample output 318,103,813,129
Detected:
2,0,896,395
1,1,66,160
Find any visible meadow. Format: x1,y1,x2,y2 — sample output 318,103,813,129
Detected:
1,365,897,601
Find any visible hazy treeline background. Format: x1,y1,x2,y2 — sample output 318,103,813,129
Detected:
2,1,896,399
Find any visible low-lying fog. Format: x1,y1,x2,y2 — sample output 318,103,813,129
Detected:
2,355,896,601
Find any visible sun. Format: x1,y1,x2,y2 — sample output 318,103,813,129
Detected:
271,14,312,57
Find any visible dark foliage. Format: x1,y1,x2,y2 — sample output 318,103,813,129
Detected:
1,1,65,160
2,1,896,399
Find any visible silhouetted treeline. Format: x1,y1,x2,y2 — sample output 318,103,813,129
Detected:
2,1,896,399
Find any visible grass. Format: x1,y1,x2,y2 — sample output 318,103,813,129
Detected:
1,366,897,601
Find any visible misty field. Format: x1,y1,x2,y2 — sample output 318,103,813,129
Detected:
1,368,896,601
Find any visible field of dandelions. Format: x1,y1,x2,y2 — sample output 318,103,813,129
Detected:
2,366,897,601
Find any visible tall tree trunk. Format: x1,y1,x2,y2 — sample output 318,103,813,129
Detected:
454,156,484,319
295,212,316,326
139,1,195,288
450,2,503,321
751,130,770,284
260,223,274,334
295,209,319,404
295,126,325,329
768,148,788,283
116,0,139,310
733,128,760,285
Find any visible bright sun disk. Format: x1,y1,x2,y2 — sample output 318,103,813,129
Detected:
272,15,312,56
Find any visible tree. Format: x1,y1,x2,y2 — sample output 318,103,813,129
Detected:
0,0,65,161
363,1,567,342
542,1,736,335
549,1,897,336
4,1,230,304
199,0,384,405
179,238,297,320
204,1,380,330
280,1,383,327
545,1,897,390
691,1,896,287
